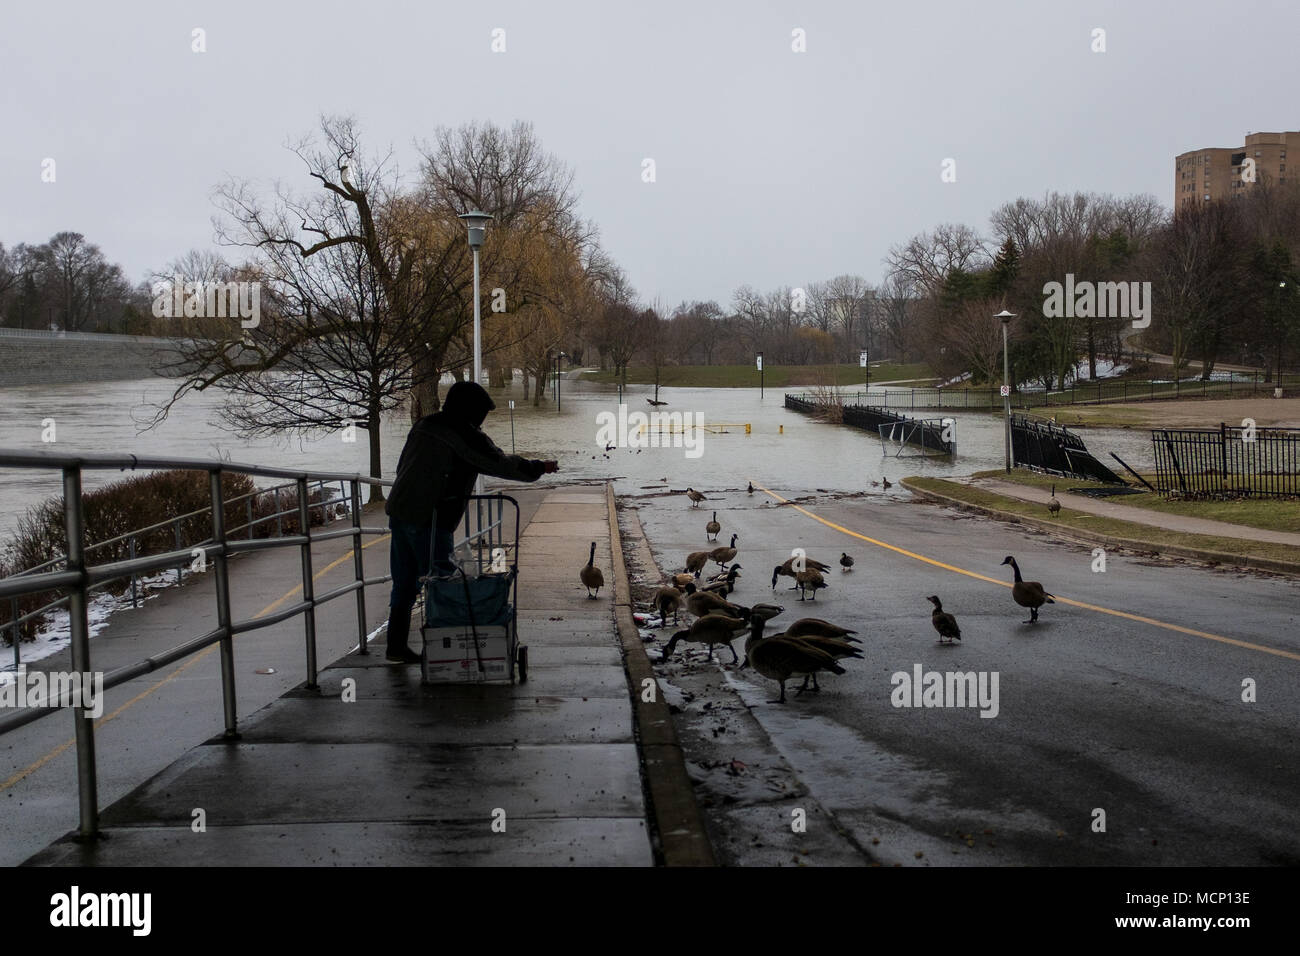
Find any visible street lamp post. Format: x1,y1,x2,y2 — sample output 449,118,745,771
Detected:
860,348,869,397
556,351,566,412
996,310,1016,473
757,351,764,400
1277,281,1287,388
457,209,494,385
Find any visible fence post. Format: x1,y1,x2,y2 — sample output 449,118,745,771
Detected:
209,469,239,739
246,497,254,540
274,486,283,538
62,465,100,841
297,477,319,690
351,480,370,656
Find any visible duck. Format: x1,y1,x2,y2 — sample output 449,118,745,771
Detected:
1048,484,1061,519
685,583,750,621
654,586,684,627
926,595,961,644
671,572,696,589
579,542,604,598
684,550,711,578
881,477,892,490
686,487,707,507
705,511,721,541
747,481,754,495
700,565,742,596
794,569,826,601
709,533,739,570
741,617,848,704
770,555,833,589
660,612,747,664
1000,556,1055,623
784,618,859,642
840,553,854,572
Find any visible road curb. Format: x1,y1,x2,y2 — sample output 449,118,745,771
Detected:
605,482,716,867
901,478,1300,577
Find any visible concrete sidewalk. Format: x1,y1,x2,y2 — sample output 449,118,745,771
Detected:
26,484,659,866
969,477,1300,548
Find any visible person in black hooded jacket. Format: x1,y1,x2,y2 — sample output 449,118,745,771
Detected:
383,381,557,663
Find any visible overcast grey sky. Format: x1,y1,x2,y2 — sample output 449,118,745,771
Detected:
3,0,1296,308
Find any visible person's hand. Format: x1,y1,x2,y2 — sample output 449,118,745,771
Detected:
542,460,559,474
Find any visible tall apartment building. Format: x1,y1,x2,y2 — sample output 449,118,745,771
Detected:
1174,130,1296,208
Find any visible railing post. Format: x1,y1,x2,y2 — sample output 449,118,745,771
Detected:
10,597,20,673
174,519,184,584
297,477,319,689
246,497,254,540
62,465,100,841
351,481,371,655
274,486,283,538
128,535,138,608
209,469,239,739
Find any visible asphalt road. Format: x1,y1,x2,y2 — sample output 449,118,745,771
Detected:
636,484,1300,866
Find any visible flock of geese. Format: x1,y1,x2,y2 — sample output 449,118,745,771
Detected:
575,484,1059,703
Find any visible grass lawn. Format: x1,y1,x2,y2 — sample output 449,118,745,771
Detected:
579,362,933,389
906,476,1300,566
968,468,1300,533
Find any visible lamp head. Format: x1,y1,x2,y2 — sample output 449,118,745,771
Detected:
458,209,494,249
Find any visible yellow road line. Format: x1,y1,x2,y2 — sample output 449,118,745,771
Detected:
753,481,1300,663
1,534,391,792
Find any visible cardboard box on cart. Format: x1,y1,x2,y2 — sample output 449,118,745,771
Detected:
421,622,513,683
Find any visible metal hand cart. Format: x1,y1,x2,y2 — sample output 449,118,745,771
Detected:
419,494,527,684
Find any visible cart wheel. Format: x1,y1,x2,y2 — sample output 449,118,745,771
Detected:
517,645,528,683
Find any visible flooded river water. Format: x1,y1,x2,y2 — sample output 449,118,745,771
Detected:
0,375,1158,538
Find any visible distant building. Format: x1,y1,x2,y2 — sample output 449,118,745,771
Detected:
1174,130,1296,208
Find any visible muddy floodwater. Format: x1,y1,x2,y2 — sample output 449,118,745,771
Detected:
0,375,1158,538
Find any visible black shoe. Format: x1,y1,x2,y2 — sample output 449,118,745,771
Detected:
385,648,422,664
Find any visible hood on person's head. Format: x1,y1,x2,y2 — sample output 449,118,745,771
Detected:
442,381,496,427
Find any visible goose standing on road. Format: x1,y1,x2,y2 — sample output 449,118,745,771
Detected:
710,533,739,571
794,568,826,601
926,595,961,644
705,511,721,541
686,488,707,507
1048,485,1061,519
840,553,854,572
579,542,604,598
1000,556,1055,623
660,613,747,664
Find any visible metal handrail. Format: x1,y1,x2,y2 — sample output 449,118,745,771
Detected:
0,448,396,841
5,477,354,655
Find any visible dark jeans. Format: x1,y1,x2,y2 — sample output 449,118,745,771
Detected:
386,517,455,655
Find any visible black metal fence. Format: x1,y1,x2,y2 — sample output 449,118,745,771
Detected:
841,374,1275,411
1151,424,1300,498
785,394,954,454
1010,415,1124,483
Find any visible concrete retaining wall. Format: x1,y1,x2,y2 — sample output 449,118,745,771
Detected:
0,331,183,387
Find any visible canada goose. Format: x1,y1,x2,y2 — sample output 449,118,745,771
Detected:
654,586,684,627
881,477,892,490
684,550,711,578
700,565,742,595
747,481,754,495
926,595,961,644
710,533,739,570
784,618,859,642
1000,556,1055,623
794,569,826,601
840,553,854,572
580,542,604,598
742,618,847,704
788,635,863,692
770,555,833,589
705,511,721,541
685,583,750,621
1048,485,1061,519
648,398,668,407
686,488,707,507
672,572,696,589
661,612,746,664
